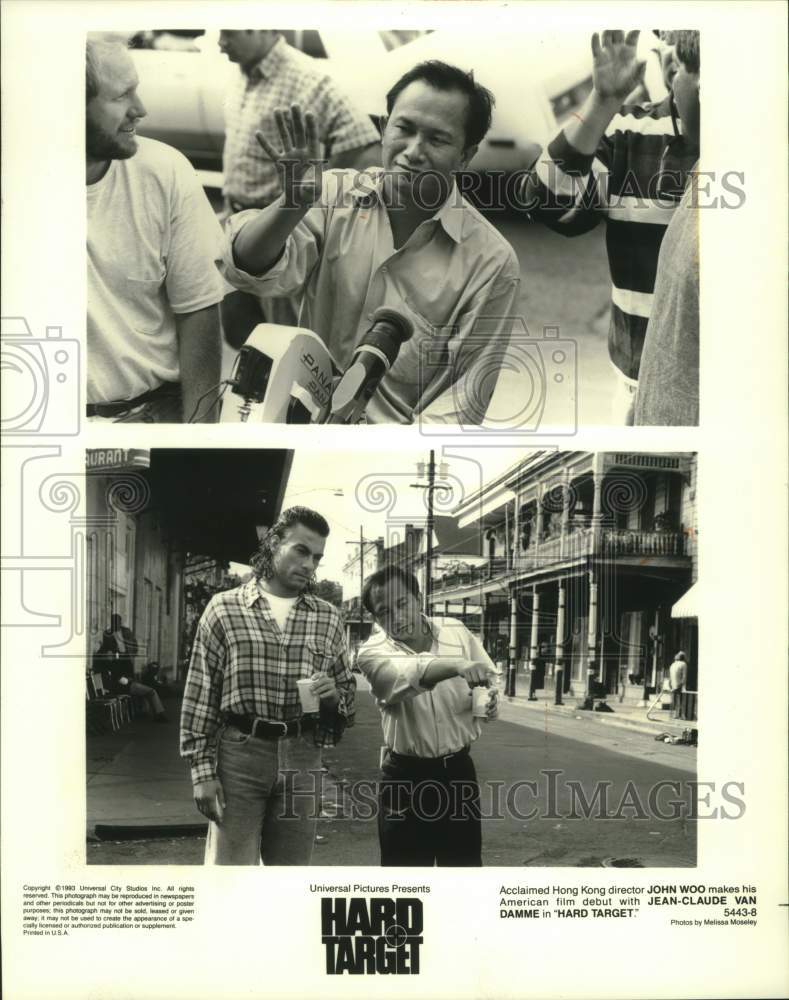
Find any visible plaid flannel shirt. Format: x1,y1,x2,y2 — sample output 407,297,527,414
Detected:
180,578,355,785
222,36,379,206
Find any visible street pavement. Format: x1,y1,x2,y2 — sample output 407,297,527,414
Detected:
87,677,696,868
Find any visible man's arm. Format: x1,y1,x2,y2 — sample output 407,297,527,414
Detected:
180,603,226,820
176,305,222,423
519,30,644,230
231,105,323,277
564,31,644,153
310,618,357,746
357,643,489,708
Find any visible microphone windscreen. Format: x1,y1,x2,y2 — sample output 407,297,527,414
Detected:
363,308,414,366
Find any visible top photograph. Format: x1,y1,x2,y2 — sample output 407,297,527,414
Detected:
85,26,700,428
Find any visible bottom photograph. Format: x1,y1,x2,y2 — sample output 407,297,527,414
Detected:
84,447,699,868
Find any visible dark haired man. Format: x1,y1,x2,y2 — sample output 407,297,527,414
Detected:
96,613,168,721
222,61,520,424
634,31,699,425
180,506,355,865
520,30,698,424
85,35,224,423
356,566,499,866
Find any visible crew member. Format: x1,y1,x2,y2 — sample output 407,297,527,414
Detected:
86,35,224,423
635,31,700,425
521,30,697,424
218,29,381,345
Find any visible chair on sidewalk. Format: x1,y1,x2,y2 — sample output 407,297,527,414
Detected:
86,671,131,731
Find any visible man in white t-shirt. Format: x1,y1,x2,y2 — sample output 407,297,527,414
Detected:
180,507,356,865
86,35,225,423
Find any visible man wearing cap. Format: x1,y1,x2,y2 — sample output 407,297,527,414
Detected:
180,506,356,865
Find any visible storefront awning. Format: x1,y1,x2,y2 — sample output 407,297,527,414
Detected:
672,582,699,618
148,449,293,564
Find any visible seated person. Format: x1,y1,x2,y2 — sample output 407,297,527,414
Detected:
96,615,168,722
222,61,521,425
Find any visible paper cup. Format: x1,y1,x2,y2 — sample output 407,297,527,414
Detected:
296,678,320,713
472,685,491,718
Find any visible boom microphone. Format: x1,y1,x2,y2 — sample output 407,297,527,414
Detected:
324,307,414,424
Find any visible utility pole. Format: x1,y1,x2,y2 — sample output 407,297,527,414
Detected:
424,450,435,615
412,451,448,616
346,529,375,646
359,525,365,632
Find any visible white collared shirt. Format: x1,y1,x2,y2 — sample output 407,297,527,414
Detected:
356,616,498,757
222,168,520,424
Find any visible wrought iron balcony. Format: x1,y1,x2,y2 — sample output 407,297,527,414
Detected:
431,526,687,594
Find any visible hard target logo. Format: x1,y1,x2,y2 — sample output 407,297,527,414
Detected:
321,897,423,974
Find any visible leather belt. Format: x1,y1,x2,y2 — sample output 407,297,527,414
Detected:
387,746,470,770
225,713,314,741
87,382,180,418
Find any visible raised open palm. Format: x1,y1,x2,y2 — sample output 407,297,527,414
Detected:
591,30,645,101
255,104,323,206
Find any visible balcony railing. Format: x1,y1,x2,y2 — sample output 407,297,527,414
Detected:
431,528,686,593
601,529,685,557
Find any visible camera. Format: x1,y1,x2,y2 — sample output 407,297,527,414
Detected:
0,317,80,436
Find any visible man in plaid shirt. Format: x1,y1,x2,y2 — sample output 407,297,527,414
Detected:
217,30,380,346
180,506,355,865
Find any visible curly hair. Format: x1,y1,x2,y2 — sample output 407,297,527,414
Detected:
249,506,330,586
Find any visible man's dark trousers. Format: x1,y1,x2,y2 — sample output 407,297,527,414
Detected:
377,749,482,866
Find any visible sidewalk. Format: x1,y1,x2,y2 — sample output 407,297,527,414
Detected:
86,697,202,840
505,687,698,740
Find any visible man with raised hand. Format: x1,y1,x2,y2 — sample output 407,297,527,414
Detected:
356,566,499,867
521,30,698,424
85,35,224,423
222,61,520,425
217,29,381,346
180,507,356,865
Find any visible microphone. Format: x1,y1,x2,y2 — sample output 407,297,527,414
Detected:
325,307,413,424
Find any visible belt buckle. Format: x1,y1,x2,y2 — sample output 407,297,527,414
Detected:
275,720,290,739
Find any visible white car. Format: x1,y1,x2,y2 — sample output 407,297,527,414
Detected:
129,28,667,184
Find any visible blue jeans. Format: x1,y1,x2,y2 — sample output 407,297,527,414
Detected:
205,725,323,866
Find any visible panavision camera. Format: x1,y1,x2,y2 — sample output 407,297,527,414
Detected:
220,307,413,425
